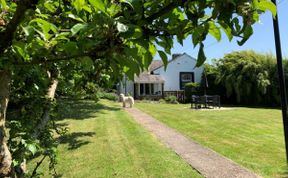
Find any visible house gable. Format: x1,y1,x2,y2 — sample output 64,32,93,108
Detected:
118,53,204,96
153,53,203,91
152,53,196,72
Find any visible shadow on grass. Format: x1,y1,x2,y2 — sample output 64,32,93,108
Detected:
279,169,288,178
55,122,69,128
58,131,96,150
237,104,280,110
57,99,120,120
218,104,281,110
55,99,119,150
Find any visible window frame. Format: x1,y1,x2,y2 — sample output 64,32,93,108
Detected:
179,72,195,90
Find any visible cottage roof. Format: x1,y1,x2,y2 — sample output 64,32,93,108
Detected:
134,73,164,83
149,60,163,71
151,53,192,71
134,53,195,84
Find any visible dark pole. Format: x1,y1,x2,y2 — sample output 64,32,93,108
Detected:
124,74,127,95
271,0,288,162
203,69,208,95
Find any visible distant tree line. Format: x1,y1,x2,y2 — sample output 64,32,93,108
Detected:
201,50,287,106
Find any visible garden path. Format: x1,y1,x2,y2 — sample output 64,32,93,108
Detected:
125,107,261,178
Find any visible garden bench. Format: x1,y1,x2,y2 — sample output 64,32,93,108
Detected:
191,95,220,109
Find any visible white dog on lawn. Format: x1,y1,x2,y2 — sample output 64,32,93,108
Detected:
119,93,134,108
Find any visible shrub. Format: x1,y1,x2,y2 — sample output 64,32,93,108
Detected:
159,99,166,104
204,50,282,106
97,92,118,101
184,82,200,103
90,93,100,102
164,95,178,104
85,82,99,94
141,99,151,103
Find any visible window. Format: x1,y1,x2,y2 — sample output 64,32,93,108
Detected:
145,84,150,95
140,83,154,95
179,72,194,90
140,84,144,95
181,73,193,82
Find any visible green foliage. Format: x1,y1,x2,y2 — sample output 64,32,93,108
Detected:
196,43,206,67
139,98,152,103
159,99,166,104
0,0,278,176
84,82,99,94
0,0,277,73
7,66,65,177
56,59,120,100
208,21,221,42
184,82,200,103
164,95,178,104
257,0,277,17
158,51,168,70
185,82,200,88
203,50,280,105
96,92,118,101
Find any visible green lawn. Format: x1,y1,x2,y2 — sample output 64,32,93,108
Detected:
136,102,288,177
29,99,201,178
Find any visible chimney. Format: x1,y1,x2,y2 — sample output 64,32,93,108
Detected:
172,53,182,59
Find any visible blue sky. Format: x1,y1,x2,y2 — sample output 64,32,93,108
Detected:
154,0,288,63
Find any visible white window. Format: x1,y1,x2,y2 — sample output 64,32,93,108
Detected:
181,73,193,82
180,72,194,90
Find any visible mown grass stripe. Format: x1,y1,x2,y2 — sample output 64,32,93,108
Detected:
136,102,287,178
28,99,201,178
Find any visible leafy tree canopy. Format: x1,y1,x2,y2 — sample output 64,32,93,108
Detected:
0,0,276,78
205,50,280,105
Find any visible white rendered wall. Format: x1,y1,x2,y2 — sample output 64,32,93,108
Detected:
153,54,203,91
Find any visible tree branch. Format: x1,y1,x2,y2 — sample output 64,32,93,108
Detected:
0,0,39,54
145,0,187,23
113,0,187,23
30,155,46,178
13,53,103,66
12,39,124,66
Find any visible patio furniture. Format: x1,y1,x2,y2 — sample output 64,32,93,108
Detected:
191,95,220,109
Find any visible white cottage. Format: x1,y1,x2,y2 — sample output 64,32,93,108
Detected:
119,53,204,99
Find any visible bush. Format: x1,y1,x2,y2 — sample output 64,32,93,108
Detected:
184,82,200,103
85,82,99,94
89,93,100,102
97,92,118,101
204,51,282,106
159,99,166,104
141,99,151,103
164,95,178,104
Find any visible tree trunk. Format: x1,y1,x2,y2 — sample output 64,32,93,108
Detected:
0,70,12,177
33,70,58,138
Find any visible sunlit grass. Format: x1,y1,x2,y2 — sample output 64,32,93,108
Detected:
29,99,201,178
136,102,288,178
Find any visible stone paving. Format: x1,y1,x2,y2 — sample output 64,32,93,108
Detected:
125,107,261,178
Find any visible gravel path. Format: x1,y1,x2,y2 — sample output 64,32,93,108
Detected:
125,107,261,178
